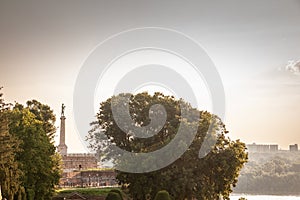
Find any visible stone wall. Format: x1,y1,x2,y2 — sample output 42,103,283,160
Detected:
60,170,117,188
61,154,98,171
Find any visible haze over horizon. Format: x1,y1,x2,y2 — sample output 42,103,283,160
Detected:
1,1,300,152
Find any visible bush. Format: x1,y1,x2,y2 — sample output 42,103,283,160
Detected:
27,189,35,200
154,190,171,200
105,192,122,200
109,189,123,200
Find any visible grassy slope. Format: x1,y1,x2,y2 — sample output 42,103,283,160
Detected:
54,187,121,197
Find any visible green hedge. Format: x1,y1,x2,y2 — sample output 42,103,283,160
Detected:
109,189,123,200
105,192,122,200
154,190,171,200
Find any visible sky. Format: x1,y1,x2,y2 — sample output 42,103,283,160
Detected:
1,0,300,152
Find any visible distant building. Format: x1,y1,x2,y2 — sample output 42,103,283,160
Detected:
289,144,298,151
61,153,98,172
269,144,278,151
57,104,116,187
60,169,117,188
247,143,278,153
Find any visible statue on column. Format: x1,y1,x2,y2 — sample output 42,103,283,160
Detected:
61,103,66,116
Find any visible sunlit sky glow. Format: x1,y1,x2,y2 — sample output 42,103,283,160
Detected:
1,1,300,152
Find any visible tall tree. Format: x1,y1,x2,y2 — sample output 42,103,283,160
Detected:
8,100,61,200
88,92,248,200
26,100,56,139
0,88,23,200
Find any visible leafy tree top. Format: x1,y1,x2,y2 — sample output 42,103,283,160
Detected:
88,92,248,200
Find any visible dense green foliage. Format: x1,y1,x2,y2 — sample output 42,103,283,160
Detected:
0,89,24,200
105,192,122,200
109,189,123,200
88,92,248,200
55,187,120,196
234,153,300,195
9,101,61,200
0,89,61,200
154,190,171,200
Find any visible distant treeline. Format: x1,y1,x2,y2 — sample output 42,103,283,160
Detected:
234,152,300,195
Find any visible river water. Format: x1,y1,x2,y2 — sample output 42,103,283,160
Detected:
230,194,300,200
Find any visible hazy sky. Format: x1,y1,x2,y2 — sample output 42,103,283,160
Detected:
1,0,300,152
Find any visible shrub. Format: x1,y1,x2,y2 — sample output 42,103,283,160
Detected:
27,189,35,200
154,190,171,200
109,189,123,200
105,192,122,200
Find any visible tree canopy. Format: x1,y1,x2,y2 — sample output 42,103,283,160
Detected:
88,92,248,200
9,101,61,200
0,88,61,200
0,88,23,200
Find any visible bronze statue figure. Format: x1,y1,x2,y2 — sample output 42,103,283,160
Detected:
61,103,65,116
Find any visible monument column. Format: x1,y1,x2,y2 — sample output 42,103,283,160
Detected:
58,103,68,156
